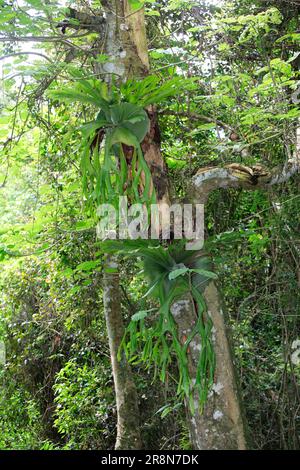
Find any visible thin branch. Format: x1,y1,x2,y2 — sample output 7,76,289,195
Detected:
0,52,53,62
160,109,234,133
56,7,106,34
0,32,92,43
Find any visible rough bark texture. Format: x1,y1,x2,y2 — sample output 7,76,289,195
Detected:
122,2,171,210
192,161,299,203
191,127,300,203
171,285,249,450
100,0,149,79
100,1,147,450
103,256,142,450
141,106,170,206
180,128,299,448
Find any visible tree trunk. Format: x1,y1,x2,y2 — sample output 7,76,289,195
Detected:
103,255,142,450
171,283,249,449
101,0,249,450
100,1,147,450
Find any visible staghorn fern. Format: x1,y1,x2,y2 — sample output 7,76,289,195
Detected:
49,79,156,209
102,239,216,412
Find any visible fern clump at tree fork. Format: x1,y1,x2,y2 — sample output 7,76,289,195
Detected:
102,239,217,413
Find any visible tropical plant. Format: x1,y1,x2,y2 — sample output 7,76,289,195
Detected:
102,239,217,411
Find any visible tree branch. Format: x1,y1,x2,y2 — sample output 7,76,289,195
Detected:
160,109,235,133
0,52,53,62
56,8,106,34
0,32,92,43
191,129,300,201
30,49,79,101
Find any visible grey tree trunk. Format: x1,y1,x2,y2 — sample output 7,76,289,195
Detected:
103,256,142,450
100,0,146,450
171,283,249,449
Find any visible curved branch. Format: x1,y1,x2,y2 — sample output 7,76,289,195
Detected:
191,129,300,201
160,109,234,133
192,162,298,201
0,32,92,42
0,52,53,62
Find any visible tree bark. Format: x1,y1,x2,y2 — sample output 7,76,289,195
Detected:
99,1,147,450
99,2,172,448
103,255,142,450
171,285,249,449
101,0,250,450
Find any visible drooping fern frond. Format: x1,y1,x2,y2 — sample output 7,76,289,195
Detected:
103,239,216,412
80,102,156,209
120,75,196,107
48,78,157,210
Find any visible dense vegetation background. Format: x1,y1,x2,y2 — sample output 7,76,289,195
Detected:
0,0,299,449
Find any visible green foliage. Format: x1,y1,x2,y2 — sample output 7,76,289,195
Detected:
103,239,216,412
119,75,196,107
48,74,195,210
53,359,115,450
0,245,188,449
207,186,300,448
81,103,155,209
128,0,145,10
49,77,156,209
1,0,300,451
215,7,283,44
0,241,113,449
0,369,42,449
48,79,110,109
